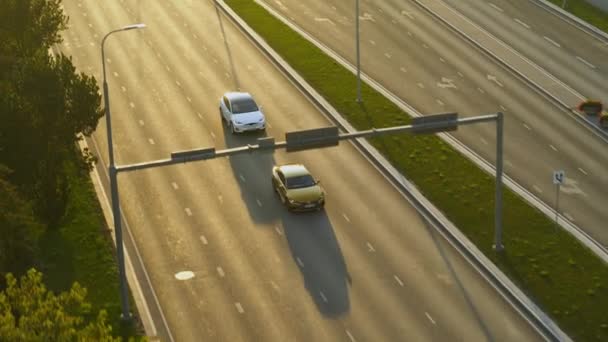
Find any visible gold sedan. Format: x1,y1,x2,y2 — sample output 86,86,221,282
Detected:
272,164,325,211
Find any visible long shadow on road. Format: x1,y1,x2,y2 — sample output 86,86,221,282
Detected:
223,128,276,224
280,210,351,317
223,128,350,317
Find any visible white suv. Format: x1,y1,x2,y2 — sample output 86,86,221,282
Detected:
219,92,266,134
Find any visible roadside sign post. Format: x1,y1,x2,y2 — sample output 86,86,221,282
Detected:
553,170,565,228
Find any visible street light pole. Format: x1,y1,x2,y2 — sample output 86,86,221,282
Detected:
355,0,362,103
101,23,146,320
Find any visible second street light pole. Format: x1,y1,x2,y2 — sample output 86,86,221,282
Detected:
101,23,146,320
356,0,362,103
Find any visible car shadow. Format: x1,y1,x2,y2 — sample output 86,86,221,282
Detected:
280,210,351,317
223,128,277,224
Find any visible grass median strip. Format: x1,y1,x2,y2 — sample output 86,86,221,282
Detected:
224,0,608,340
546,0,608,33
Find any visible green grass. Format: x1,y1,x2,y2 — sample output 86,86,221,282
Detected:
546,0,608,33
224,1,608,340
39,154,144,340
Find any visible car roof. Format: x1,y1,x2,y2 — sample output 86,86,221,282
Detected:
278,164,310,178
224,92,254,102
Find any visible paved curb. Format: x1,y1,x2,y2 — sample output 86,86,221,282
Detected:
409,0,608,261
215,0,569,340
532,0,608,42
50,46,166,340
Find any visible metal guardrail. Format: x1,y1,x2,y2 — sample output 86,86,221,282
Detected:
215,0,571,340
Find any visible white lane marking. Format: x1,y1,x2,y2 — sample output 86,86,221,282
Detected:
130,102,135,108
267,123,273,129
550,144,558,152
121,86,127,92
401,10,414,19
477,87,485,94
296,257,304,267
275,225,283,235
270,280,280,291
185,208,192,216
514,18,530,29
578,167,588,175
394,275,404,286
377,7,383,13
197,112,203,119
165,65,171,72
384,52,392,59
148,138,155,145
343,213,351,222
314,17,336,25
487,74,503,87
210,132,216,139
436,99,444,106
367,242,375,252
175,80,181,87
256,199,262,207
175,271,194,280
171,182,179,190
320,291,328,302
523,123,531,130
576,56,596,69
489,3,503,12
543,36,561,48
239,174,246,182
417,83,425,88
563,212,574,221
500,104,507,111
346,330,357,342
439,57,445,63
139,120,145,126
533,185,543,193
457,71,464,78
480,138,488,145
186,96,192,103
235,302,244,314
217,267,225,277
225,72,231,79
200,235,208,245
425,312,436,325
218,195,223,204
400,67,407,73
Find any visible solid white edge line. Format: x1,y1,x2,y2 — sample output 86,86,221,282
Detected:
86,137,166,339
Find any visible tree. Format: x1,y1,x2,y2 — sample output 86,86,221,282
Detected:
0,269,120,341
0,0,67,60
0,165,43,279
0,0,103,225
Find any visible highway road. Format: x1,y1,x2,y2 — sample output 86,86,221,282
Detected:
258,0,608,245
61,0,543,341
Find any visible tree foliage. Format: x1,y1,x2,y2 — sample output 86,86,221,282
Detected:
0,269,120,341
0,0,103,226
0,165,43,278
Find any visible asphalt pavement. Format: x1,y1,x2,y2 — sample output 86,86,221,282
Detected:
60,0,543,340
258,0,608,246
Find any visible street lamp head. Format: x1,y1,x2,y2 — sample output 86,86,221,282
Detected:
122,23,146,31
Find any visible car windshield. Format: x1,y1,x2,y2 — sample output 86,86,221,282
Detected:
231,98,259,114
285,175,316,189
